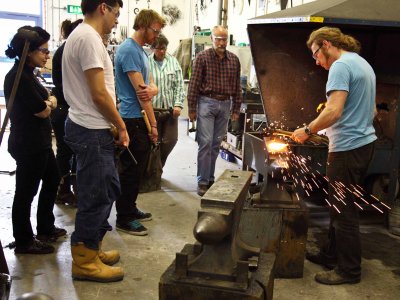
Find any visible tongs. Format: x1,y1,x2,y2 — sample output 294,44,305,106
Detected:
271,128,329,146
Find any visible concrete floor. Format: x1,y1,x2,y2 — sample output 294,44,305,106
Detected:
0,119,399,300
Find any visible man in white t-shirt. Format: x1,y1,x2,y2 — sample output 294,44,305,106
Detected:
62,0,128,283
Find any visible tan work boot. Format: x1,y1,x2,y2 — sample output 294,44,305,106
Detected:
98,241,120,266
71,243,124,282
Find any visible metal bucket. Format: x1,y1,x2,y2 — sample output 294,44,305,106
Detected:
388,205,400,236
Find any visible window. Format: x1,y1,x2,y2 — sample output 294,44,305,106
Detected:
2,0,41,15
0,0,42,97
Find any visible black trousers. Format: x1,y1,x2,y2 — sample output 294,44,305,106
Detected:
321,141,375,277
51,105,75,186
154,108,178,167
11,149,60,247
115,118,151,224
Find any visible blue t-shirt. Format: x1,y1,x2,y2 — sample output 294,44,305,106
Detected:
114,38,150,118
326,52,377,152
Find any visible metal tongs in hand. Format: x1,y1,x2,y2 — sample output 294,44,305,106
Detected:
272,128,329,146
110,125,137,164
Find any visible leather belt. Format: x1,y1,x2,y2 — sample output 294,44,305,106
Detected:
202,93,231,101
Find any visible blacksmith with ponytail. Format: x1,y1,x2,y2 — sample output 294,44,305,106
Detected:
292,26,377,285
306,26,361,54
4,25,66,255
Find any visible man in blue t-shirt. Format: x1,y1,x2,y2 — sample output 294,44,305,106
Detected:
114,9,165,236
292,27,377,285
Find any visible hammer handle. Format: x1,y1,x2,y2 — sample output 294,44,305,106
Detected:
141,110,152,134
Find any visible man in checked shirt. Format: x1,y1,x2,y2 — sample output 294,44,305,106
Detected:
187,25,242,196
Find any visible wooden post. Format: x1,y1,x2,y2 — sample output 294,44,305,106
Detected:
221,0,228,27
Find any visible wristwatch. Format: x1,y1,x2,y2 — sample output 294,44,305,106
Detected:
304,125,312,135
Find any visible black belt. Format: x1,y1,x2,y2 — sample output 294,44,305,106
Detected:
201,93,231,101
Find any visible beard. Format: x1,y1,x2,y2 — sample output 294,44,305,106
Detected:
320,48,332,70
144,30,156,45
214,46,226,55
155,53,165,61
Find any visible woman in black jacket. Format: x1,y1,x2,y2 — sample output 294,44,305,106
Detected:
4,26,66,254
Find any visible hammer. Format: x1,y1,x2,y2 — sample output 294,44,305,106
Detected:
141,110,152,133
141,110,159,145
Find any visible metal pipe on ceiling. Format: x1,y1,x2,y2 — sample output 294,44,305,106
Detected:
58,0,60,44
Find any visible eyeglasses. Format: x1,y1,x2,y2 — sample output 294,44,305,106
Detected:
37,47,50,55
105,3,120,18
212,36,228,42
312,44,323,60
148,27,162,36
154,46,167,51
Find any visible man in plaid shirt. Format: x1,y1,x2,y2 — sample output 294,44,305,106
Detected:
149,34,185,167
187,25,242,196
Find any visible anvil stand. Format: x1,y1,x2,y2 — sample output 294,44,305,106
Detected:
159,170,275,300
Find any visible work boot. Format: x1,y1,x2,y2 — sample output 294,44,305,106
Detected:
306,251,337,270
71,242,124,282
98,241,120,266
315,268,360,285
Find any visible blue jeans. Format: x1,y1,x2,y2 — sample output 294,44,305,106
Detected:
64,118,120,250
196,96,231,185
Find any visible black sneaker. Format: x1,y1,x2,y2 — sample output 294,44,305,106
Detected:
116,220,148,236
133,209,152,222
306,251,337,270
15,239,55,254
36,226,67,242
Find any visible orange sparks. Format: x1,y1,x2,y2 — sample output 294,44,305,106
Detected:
333,204,341,213
371,204,384,214
354,202,364,210
266,140,288,153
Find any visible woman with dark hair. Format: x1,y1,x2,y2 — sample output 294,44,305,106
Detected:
4,25,66,254
51,19,82,206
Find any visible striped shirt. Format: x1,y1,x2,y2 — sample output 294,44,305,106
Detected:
187,47,242,114
148,53,185,109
